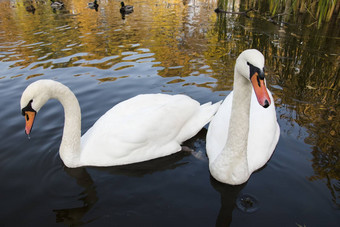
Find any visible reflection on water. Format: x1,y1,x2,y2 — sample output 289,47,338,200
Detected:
0,0,339,225
50,136,199,225
210,177,246,227
54,167,98,225
1,0,219,83
54,151,190,225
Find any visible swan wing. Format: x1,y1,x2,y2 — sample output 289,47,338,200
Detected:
80,94,219,166
206,92,233,163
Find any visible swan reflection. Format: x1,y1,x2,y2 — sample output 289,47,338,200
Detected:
210,177,247,226
52,149,191,225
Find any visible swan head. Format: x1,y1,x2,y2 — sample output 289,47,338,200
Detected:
235,49,271,108
20,80,57,135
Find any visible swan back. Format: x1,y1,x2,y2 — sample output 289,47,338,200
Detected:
80,94,220,166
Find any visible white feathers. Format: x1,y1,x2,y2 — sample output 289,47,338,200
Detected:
21,80,220,168
206,49,280,185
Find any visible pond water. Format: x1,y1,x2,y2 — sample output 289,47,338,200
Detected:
0,0,339,226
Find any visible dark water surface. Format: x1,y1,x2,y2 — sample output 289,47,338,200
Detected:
0,0,339,226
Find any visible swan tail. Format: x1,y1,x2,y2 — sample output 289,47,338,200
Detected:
177,101,222,142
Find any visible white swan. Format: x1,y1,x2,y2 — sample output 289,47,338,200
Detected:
21,80,221,168
206,49,280,185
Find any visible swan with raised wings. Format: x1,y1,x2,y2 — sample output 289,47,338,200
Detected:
206,49,280,185
21,80,220,168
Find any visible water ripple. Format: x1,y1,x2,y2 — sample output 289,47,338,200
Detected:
0,0,339,225
122,52,154,61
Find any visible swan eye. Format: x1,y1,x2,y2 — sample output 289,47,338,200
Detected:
247,62,255,69
247,63,265,80
21,100,34,116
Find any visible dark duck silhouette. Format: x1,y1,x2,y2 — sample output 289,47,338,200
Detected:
88,0,99,11
25,5,36,14
120,2,133,14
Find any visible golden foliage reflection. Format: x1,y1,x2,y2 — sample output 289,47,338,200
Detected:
0,0,339,207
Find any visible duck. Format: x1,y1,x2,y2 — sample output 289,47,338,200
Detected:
88,0,98,10
21,80,221,168
120,1,133,14
50,0,64,9
206,49,280,185
25,5,36,14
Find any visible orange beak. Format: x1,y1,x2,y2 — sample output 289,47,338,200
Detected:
250,72,271,108
24,111,36,135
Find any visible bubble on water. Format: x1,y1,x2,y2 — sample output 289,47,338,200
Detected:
236,193,259,213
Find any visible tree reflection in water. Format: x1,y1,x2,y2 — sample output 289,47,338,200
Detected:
0,0,338,224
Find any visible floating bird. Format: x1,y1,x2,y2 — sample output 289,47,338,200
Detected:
21,80,220,168
50,0,64,10
206,49,280,185
88,0,98,11
120,1,133,14
25,5,36,14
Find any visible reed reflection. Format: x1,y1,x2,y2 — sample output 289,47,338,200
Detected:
267,16,339,208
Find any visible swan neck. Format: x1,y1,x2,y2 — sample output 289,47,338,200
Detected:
227,71,252,147
210,70,252,184
54,84,81,167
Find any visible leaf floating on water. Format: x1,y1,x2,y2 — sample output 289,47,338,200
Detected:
296,223,307,227
306,85,316,90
